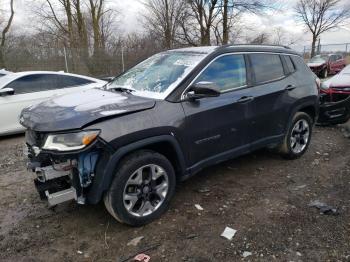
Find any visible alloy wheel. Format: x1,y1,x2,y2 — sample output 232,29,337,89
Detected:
123,164,169,217
290,119,310,154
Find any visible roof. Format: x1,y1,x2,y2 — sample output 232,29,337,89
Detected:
219,44,300,55
0,71,106,88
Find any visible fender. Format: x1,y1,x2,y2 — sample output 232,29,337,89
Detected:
86,135,187,204
286,96,319,132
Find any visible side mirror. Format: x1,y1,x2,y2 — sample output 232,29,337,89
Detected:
186,81,220,100
0,87,14,96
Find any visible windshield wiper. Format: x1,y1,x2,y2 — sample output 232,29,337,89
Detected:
106,85,136,93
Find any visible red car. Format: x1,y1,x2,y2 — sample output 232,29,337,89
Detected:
307,54,346,78
318,65,350,124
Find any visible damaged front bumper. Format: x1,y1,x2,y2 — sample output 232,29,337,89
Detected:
318,93,350,125
25,130,104,207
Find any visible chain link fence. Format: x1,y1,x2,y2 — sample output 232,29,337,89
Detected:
302,43,350,62
3,43,349,77
3,45,158,79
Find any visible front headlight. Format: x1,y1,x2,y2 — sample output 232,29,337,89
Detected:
42,130,100,151
320,82,329,90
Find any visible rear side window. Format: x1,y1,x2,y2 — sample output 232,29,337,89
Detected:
56,75,94,88
250,54,284,84
284,55,296,74
195,54,247,92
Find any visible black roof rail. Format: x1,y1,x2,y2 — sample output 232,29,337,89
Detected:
221,44,291,49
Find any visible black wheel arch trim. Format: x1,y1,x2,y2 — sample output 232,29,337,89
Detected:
86,135,187,204
286,97,319,132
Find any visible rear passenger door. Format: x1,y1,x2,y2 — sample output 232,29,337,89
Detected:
247,53,296,148
54,75,95,95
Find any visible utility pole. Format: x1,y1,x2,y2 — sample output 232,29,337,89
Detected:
121,46,125,72
317,38,321,55
63,46,69,73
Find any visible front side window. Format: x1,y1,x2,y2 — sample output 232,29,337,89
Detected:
6,74,58,94
194,54,247,92
107,51,209,99
250,54,284,84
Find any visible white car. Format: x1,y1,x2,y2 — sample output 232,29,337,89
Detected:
0,71,107,135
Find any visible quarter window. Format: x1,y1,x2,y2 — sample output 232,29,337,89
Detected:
284,55,296,74
250,54,285,84
195,54,247,92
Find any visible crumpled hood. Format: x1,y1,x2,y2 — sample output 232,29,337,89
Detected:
20,88,156,132
307,62,325,67
326,73,350,88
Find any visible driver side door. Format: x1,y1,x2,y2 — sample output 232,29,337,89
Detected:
0,75,58,134
181,54,254,170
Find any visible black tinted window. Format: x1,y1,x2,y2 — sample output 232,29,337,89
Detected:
291,56,312,73
284,55,296,73
56,75,93,88
250,54,284,84
195,54,246,92
6,74,58,94
329,55,336,62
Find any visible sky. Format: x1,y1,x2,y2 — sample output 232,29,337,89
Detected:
4,0,350,52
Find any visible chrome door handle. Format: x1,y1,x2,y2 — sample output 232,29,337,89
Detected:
285,85,296,91
237,96,254,103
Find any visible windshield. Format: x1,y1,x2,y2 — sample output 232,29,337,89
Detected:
309,55,327,63
106,51,209,99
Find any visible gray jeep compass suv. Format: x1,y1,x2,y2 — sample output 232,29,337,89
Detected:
21,45,319,226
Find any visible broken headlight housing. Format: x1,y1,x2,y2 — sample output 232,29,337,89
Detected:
42,130,100,152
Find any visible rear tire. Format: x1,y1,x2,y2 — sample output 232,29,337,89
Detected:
104,150,176,226
279,112,313,159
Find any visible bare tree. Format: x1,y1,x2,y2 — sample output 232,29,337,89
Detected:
143,0,186,49
272,27,301,46
219,0,275,44
179,0,220,46
295,0,350,57
0,0,14,68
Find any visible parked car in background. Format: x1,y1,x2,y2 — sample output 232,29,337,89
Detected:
21,45,319,226
307,54,346,78
0,71,106,135
0,69,12,77
318,65,350,125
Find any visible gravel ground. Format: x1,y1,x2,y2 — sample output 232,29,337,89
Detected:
0,124,350,262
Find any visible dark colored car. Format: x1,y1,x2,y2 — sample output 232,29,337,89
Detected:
307,54,347,78
318,64,350,125
21,45,319,226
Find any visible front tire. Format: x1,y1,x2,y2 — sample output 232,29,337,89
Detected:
279,112,313,159
104,150,176,226
321,68,328,78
